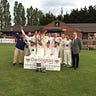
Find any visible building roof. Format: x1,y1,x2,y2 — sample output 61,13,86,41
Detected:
68,23,96,33
1,22,96,33
1,26,43,32
44,21,78,32
46,27,63,33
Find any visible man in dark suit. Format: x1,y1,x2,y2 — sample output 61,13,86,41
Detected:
72,32,81,70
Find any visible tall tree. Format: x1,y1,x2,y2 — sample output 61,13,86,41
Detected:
0,2,2,30
0,0,11,29
27,6,42,26
63,5,96,23
57,8,64,21
87,6,96,22
14,1,18,25
41,12,56,25
38,10,45,25
63,12,70,23
27,6,34,25
14,1,26,25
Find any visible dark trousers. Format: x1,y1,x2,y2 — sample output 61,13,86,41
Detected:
72,52,79,69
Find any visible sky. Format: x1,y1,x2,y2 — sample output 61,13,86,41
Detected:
8,0,96,24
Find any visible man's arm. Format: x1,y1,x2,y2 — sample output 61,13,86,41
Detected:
78,38,82,50
11,28,20,39
21,29,25,35
21,29,29,39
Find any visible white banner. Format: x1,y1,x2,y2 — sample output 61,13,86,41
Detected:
0,38,15,43
24,56,61,71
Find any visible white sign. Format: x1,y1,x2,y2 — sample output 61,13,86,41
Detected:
24,56,61,71
0,38,15,43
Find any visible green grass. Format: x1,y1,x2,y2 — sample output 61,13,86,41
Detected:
0,44,96,96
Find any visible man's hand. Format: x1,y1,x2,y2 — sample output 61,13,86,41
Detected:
21,28,25,35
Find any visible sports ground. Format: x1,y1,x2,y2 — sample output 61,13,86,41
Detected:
0,44,96,96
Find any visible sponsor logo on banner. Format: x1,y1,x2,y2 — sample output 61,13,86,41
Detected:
55,60,60,64
24,56,61,71
26,58,30,63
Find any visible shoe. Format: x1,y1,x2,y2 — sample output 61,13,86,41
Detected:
67,65,71,68
63,64,67,67
13,63,16,66
19,63,23,65
74,67,76,70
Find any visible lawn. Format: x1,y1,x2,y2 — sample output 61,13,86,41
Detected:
0,44,96,96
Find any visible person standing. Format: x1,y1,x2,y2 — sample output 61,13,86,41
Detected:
12,28,26,65
21,29,33,56
36,32,45,57
45,32,53,48
52,41,60,58
72,32,81,69
52,33,60,47
64,34,72,67
32,30,39,44
59,33,66,62
29,41,36,57
44,41,52,57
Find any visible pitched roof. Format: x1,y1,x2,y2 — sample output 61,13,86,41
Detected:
44,21,78,32
67,23,96,32
1,26,43,32
1,22,96,33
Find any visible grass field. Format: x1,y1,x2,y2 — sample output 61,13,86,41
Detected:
0,44,96,96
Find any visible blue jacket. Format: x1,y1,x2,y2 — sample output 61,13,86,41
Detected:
13,31,26,50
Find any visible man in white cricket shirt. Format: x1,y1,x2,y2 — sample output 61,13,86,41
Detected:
21,29,33,56
64,34,72,67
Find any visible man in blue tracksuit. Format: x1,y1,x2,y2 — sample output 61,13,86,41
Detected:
12,31,26,65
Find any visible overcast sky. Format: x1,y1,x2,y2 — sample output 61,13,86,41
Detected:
8,0,96,15
8,0,96,24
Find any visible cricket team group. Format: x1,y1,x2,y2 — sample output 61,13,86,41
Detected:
12,28,81,70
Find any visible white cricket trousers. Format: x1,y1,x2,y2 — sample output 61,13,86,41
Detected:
64,50,71,65
13,48,24,63
59,45,64,59
25,47,30,56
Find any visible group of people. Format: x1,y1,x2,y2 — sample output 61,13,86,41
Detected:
12,28,81,70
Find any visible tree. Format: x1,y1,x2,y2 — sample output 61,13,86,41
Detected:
27,6,34,25
57,15,64,22
41,12,56,25
0,32,3,38
38,10,45,25
0,2,2,30
27,6,43,26
0,0,11,29
14,1,26,25
87,6,96,22
63,12,70,23
57,8,64,21
63,5,96,23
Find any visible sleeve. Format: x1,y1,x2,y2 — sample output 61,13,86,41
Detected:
21,29,29,40
21,29,25,35
78,38,82,50
12,31,20,39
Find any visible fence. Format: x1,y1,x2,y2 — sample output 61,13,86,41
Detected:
82,39,96,49
0,38,15,43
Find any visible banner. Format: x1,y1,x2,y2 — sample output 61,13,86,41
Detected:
24,56,61,71
0,38,15,43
